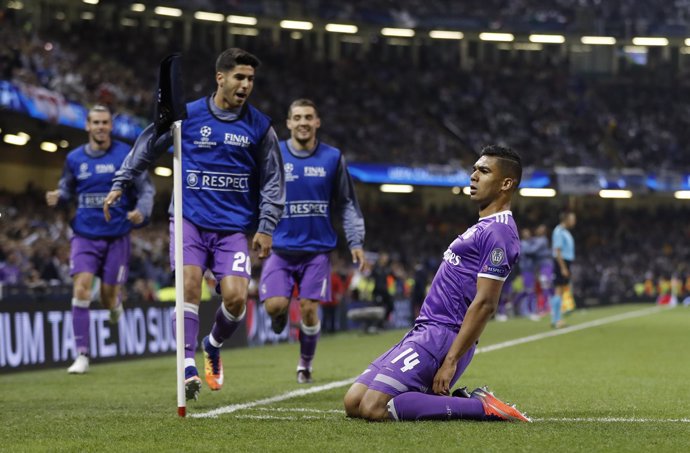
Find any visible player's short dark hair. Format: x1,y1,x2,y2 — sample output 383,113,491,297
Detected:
287,98,319,118
215,48,261,73
559,210,576,222
87,104,111,121
480,145,522,187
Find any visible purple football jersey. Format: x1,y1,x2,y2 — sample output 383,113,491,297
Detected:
416,211,520,327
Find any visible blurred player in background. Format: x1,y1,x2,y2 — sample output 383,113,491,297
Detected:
46,104,155,374
517,227,541,321
533,224,552,316
344,145,530,422
104,48,285,400
259,98,365,383
550,211,576,328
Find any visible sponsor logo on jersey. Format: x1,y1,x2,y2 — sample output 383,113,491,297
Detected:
482,264,508,276
443,248,461,266
285,200,329,217
185,170,249,192
304,166,326,177
224,133,251,148
95,163,116,174
78,192,118,209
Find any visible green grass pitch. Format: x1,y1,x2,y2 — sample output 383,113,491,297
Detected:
1,303,688,452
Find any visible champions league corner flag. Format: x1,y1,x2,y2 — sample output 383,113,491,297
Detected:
156,54,188,417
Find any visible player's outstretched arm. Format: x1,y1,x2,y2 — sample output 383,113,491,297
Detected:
110,124,172,192
432,277,504,395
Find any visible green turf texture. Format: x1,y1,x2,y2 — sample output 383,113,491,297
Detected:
1,303,688,452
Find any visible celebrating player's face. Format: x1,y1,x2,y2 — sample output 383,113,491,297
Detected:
469,155,505,204
287,106,321,146
216,64,255,109
86,110,113,148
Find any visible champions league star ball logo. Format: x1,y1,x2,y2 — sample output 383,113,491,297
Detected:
490,248,505,266
284,163,294,174
77,162,91,180
200,126,212,138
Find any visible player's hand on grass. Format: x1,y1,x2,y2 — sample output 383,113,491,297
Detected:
103,189,122,222
432,359,457,396
46,190,60,207
127,209,144,225
252,232,272,259
351,248,366,272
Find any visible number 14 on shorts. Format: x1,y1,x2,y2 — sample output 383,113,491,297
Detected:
391,347,420,372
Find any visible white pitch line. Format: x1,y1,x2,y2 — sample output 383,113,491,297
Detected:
535,417,690,423
476,306,663,354
253,407,344,414
192,306,665,419
231,414,326,420
191,378,354,418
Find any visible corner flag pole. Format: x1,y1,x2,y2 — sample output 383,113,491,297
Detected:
155,53,187,417
172,119,186,417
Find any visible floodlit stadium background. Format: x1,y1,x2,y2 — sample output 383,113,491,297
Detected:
1,1,689,450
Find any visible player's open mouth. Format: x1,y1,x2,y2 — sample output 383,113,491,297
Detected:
470,185,477,194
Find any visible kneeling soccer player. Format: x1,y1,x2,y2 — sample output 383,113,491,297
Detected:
343,146,530,422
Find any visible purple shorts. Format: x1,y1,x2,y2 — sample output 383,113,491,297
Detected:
259,252,331,302
70,234,130,286
355,323,476,397
169,218,251,281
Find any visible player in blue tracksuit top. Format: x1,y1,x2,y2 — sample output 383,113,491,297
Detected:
104,48,285,401
259,98,365,384
46,104,155,375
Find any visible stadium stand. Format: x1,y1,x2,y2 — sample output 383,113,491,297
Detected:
2,2,690,327
3,6,690,169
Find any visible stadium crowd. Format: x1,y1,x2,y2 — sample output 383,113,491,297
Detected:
80,0,690,34
3,9,690,170
3,189,689,325
3,4,690,327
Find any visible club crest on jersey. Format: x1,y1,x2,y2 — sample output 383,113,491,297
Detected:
490,248,505,265
77,162,91,180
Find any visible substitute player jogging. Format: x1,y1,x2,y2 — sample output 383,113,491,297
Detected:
259,99,365,384
46,104,155,374
344,145,531,422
